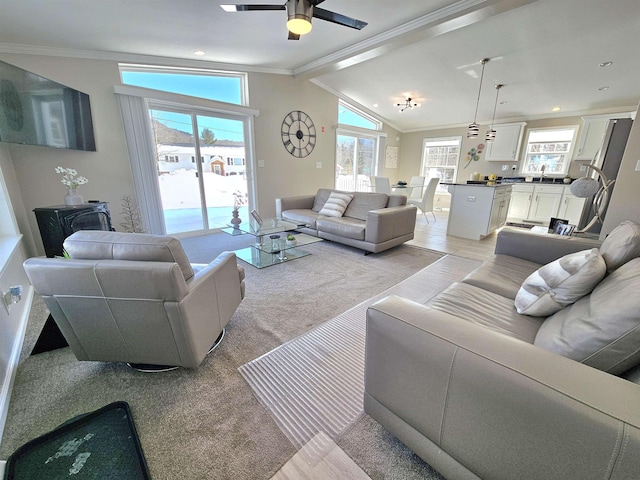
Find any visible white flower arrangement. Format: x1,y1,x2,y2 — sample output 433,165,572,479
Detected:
55,166,88,190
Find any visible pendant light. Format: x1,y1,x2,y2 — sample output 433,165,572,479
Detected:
467,58,489,138
485,84,503,143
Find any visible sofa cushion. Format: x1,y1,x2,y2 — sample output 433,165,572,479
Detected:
316,217,366,240
318,191,354,217
311,188,334,212
427,282,545,343
281,209,321,229
343,192,389,221
515,248,606,316
461,254,542,300
534,257,640,374
599,220,640,272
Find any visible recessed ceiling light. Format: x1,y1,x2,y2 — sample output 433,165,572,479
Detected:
193,50,206,56
599,61,613,67
552,106,561,112
373,103,379,108
598,86,610,91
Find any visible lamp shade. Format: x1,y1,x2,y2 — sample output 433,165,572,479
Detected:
570,177,600,198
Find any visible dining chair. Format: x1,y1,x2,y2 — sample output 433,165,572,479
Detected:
408,177,439,223
408,176,425,200
373,176,391,194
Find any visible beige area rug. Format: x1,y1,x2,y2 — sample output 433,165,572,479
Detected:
271,432,371,480
240,255,481,450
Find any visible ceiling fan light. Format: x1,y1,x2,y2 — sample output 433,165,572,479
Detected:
287,17,312,35
287,0,313,35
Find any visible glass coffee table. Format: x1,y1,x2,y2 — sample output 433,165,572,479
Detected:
222,218,322,268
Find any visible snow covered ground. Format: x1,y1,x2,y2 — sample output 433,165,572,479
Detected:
158,169,248,233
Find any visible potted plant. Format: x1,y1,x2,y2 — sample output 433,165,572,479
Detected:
286,234,297,247
231,190,247,230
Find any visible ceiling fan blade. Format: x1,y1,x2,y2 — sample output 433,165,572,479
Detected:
220,4,285,12
312,7,367,30
309,0,326,5
288,31,301,40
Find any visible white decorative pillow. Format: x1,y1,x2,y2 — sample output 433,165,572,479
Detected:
318,192,354,218
515,248,606,316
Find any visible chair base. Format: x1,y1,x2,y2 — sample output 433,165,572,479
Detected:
127,329,226,372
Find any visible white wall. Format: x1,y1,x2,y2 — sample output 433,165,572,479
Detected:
0,144,32,445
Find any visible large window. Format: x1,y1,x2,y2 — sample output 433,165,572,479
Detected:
521,127,577,176
120,64,246,105
420,137,462,192
336,101,382,192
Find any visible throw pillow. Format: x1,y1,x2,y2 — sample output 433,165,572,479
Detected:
534,257,640,374
318,191,354,218
514,248,606,316
598,220,640,273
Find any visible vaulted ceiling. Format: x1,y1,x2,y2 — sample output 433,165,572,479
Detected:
1,0,639,131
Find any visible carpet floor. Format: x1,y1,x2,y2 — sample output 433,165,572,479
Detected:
1,233,447,479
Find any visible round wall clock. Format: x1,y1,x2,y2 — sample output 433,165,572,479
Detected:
281,110,316,158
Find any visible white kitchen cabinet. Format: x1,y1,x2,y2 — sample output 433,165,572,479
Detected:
485,122,527,161
528,186,563,223
507,185,534,221
575,113,634,161
557,186,586,225
507,183,567,225
447,184,512,240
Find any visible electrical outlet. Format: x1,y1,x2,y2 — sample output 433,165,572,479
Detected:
502,165,509,171
580,164,587,172
316,162,323,169
467,196,476,202
257,159,265,168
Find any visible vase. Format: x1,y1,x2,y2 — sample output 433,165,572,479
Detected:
230,209,242,230
64,188,84,206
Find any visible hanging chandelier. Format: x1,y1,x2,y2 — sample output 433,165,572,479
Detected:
396,97,420,112
467,58,489,138
485,84,503,143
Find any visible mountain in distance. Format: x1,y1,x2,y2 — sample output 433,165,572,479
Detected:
152,119,243,146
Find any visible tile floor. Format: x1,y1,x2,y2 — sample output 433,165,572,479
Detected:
407,209,499,261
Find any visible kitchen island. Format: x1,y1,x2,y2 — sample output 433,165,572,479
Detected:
445,183,512,240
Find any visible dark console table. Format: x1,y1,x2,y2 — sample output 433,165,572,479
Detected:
31,202,114,354
33,202,113,257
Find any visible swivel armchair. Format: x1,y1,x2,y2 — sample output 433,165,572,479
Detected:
24,231,245,370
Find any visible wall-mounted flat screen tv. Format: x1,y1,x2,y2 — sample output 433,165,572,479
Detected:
0,59,96,151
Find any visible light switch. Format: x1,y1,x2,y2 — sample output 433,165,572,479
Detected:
636,159,640,172
257,159,265,168
316,162,322,169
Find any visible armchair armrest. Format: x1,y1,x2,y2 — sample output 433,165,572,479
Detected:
365,205,416,244
185,252,243,330
365,295,640,480
494,227,602,264
276,195,316,217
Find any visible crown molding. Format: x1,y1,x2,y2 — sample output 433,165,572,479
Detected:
293,0,538,79
0,42,293,76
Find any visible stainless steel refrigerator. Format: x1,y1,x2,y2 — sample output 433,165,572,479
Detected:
577,117,633,233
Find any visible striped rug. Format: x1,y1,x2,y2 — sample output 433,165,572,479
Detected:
239,254,481,449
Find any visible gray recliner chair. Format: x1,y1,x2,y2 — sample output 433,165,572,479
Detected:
24,231,245,370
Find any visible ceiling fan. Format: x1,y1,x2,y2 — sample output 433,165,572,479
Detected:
220,0,368,40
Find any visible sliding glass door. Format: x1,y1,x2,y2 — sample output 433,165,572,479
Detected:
335,134,377,192
150,107,248,234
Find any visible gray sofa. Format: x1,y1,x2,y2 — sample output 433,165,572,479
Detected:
275,188,417,253
365,222,640,480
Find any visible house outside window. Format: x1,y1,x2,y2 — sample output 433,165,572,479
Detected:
421,137,462,192
521,127,577,176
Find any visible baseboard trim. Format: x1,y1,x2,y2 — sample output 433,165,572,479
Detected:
0,286,33,447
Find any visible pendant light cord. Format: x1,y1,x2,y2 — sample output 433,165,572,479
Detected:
472,58,489,123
